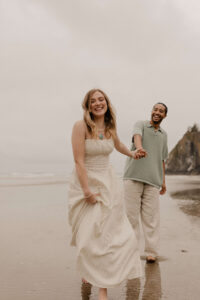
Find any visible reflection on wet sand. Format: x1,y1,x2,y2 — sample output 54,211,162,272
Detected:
179,200,200,217
126,277,141,300
142,262,162,300
171,189,200,217
126,262,162,300
81,282,92,300
171,189,200,201
80,262,161,300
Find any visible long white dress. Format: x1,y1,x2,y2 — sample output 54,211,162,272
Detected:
68,138,142,288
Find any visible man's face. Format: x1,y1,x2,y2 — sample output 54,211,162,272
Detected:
151,104,166,125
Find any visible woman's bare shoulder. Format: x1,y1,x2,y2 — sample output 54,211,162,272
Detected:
73,120,86,129
72,120,87,137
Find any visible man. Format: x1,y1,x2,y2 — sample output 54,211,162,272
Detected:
123,103,168,263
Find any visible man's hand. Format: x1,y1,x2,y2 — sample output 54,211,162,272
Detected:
160,183,166,195
132,148,147,159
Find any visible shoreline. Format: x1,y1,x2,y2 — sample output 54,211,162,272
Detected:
0,174,200,187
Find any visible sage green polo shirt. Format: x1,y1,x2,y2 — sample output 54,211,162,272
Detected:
123,120,168,188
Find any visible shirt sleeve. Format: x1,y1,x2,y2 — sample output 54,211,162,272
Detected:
132,120,144,136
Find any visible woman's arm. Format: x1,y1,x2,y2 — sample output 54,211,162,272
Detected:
71,121,98,203
113,133,146,158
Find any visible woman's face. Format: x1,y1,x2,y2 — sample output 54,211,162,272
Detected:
89,91,108,118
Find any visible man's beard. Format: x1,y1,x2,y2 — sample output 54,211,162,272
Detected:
151,116,163,125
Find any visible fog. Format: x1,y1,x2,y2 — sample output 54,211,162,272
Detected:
1,0,200,174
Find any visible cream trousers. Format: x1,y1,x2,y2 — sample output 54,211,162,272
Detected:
124,180,160,257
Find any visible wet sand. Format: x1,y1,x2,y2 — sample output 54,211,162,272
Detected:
0,175,200,300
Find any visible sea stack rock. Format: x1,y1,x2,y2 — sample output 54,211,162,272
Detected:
166,124,200,174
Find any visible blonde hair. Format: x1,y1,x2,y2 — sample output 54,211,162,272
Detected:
82,89,117,138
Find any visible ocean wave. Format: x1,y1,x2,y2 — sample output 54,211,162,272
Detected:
0,173,69,187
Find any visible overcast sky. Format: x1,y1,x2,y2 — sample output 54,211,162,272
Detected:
1,0,200,174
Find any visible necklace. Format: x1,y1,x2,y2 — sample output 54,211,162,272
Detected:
97,128,105,140
99,133,104,140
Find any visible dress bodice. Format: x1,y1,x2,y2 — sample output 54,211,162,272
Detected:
84,139,114,170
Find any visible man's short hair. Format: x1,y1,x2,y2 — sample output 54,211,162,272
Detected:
156,102,168,115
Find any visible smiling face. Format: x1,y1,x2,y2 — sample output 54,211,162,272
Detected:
151,103,167,125
89,91,108,118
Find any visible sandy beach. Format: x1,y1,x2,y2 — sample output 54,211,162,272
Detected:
0,175,200,300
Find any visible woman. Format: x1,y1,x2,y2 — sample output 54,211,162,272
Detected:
68,89,144,300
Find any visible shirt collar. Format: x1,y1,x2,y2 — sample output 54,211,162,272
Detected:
147,121,163,133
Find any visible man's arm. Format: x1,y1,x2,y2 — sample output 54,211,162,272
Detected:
133,134,147,157
160,160,166,195
113,133,145,159
134,134,143,149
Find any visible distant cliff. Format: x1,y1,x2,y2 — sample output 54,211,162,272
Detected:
166,124,200,174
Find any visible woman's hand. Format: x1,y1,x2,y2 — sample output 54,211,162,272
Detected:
84,193,100,204
131,148,147,159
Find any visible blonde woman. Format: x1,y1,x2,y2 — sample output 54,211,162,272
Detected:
68,89,145,300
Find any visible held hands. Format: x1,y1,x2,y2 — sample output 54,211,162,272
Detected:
84,192,100,204
131,147,147,160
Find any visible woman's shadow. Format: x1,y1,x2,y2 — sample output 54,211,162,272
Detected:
81,282,92,300
81,262,162,300
126,262,162,300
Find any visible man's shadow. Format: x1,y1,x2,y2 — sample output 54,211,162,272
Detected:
126,262,162,300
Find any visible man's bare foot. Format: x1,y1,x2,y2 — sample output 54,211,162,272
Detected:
146,255,156,263
99,288,107,300
82,278,88,284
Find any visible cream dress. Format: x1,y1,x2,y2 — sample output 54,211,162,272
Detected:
68,138,142,288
